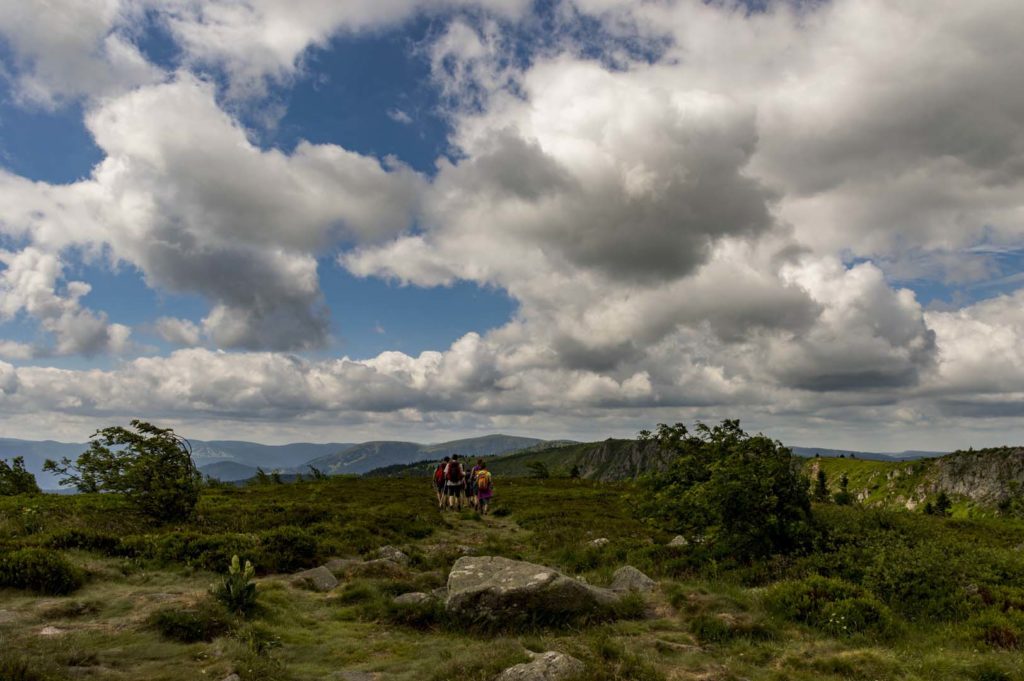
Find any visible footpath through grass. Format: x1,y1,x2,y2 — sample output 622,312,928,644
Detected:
1,477,1023,680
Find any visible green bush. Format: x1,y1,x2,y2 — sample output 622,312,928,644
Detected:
688,613,778,644
764,575,894,638
636,420,813,562
45,528,123,555
863,540,970,622
0,548,84,595
256,526,318,574
149,599,231,642
969,610,1024,650
0,651,64,681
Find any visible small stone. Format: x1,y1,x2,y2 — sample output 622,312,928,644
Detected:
668,535,688,547
588,538,609,547
223,675,241,681
291,565,339,592
376,545,410,565
494,651,585,681
394,592,432,606
39,626,65,636
610,565,656,593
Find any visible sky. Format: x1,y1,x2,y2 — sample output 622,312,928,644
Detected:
1,0,1024,450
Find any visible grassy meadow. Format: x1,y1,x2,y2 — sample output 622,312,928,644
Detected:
2,476,1024,680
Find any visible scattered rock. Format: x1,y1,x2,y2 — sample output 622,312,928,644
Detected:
325,557,407,580
394,592,432,606
291,566,339,592
223,675,241,681
494,651,585,681
446,556,618,625
668,535,688,547
376,546,410,565
610,565,656,593
350,559,408,579
588,538,609,547
38,626,65,637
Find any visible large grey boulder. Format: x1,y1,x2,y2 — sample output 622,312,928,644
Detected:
446,556,618,625
610,566,656,593
494,651,585,681
291,566,338,592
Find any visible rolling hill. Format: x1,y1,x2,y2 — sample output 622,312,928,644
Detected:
302,435,558,476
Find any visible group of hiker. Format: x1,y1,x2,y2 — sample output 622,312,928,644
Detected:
433,454,493,514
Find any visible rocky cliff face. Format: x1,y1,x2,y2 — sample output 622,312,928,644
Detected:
574,439,667,481
930,448,1024,505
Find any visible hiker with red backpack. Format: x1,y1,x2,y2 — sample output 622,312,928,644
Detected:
475,462,494,515
445,454,466,511
433,457,449,509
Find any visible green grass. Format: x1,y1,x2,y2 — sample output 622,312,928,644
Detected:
2,476,1024,679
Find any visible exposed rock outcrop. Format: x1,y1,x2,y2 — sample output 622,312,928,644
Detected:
446,556,618,625
291,566,338,592
493,651,584,681
610,565,655,593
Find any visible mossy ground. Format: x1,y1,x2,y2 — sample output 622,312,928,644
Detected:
2,477,1023,680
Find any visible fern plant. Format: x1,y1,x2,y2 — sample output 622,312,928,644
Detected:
213,554,257,616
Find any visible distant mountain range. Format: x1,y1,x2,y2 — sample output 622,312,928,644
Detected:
366,440,950,481
302,435,557,476
0,434,571,488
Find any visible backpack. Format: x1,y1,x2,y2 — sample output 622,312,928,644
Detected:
447,461,464,483
476,470,491,493
433,465,445,484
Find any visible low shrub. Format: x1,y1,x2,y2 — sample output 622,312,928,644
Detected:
0,651,65,681
44,528,123,555
969,610,1024,650
0,548,84,595
764,575,894,638
571,634,666,681
256,526,319,574
688,613,778,644
149,599,231,643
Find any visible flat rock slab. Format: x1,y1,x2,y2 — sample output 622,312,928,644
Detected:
494,651,585,681
394,592,432,606
610,565,656,593
446,556,618,626
292,566,339,592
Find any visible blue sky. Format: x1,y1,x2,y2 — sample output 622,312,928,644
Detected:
0,0,1023,450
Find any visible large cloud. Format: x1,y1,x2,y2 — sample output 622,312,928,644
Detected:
0,75,423,350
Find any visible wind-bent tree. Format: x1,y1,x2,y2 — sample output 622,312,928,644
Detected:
636,419,813,562
0,456,41,496
44,420,201,522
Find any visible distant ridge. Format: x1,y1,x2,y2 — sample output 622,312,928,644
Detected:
303,434,564,476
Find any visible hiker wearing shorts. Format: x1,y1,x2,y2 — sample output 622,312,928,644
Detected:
476,462,493,515
433,457,449,509
445,454,466,511
468,458,483,511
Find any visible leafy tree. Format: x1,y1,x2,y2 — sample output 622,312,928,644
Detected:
43,420,201,522
569,464,581,479
307,466,328,481
0,457,40,496
254,467,272,485
270,470,283,485
636,420,813,562
926,491,953,517
833,472,855,506
526,461,550,479
813,469,830,503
